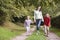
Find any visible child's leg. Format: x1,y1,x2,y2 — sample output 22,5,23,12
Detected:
47,27,49,34
44,25,47,34
27,26,31,33
26,27,30,35
28,26,30,32
46,27,49,36
26,27,29,33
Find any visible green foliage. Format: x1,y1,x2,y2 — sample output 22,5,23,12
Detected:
0,9,7,25
0,0,60,24
0,22,25,40
51,15,60,28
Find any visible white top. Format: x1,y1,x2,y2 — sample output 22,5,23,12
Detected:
34,10,44,21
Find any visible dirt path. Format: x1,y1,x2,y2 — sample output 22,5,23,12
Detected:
12,26,35,40
11,26,60,40
47,32,60,40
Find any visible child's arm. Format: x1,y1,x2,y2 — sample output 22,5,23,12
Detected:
48,17,51,27
49,17,51,27
30,20,34,23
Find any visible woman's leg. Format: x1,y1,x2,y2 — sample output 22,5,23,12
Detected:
36,19,42,31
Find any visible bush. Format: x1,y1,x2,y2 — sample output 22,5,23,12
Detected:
51,15,60,28
0,9,7,25
12,15,26,23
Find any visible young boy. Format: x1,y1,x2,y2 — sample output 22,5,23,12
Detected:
24,16,32,34
44,14,51,37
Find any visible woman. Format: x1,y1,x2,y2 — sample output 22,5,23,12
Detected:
34,6,44,33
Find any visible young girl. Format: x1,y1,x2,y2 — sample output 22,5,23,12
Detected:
24,16,32,34
44,14,51,37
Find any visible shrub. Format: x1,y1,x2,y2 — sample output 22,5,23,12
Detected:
51,15,60,28
0,9,7,25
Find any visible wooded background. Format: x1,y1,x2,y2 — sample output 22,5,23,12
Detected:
0,0,60,28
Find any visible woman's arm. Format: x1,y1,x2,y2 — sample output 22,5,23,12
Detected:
41,12,44,22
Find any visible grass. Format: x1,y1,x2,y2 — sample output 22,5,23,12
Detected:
26,29,46,40
0,22,26,40
0,26,25,40
50,27,60,37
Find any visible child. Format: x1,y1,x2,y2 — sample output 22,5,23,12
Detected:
24,16,32,34
44,13,51,37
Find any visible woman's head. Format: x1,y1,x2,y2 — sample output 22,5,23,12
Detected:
36,6,41,11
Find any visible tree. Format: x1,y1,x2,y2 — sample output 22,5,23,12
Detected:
0,0,60,24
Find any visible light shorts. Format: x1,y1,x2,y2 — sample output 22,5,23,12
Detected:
26,26,30,32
